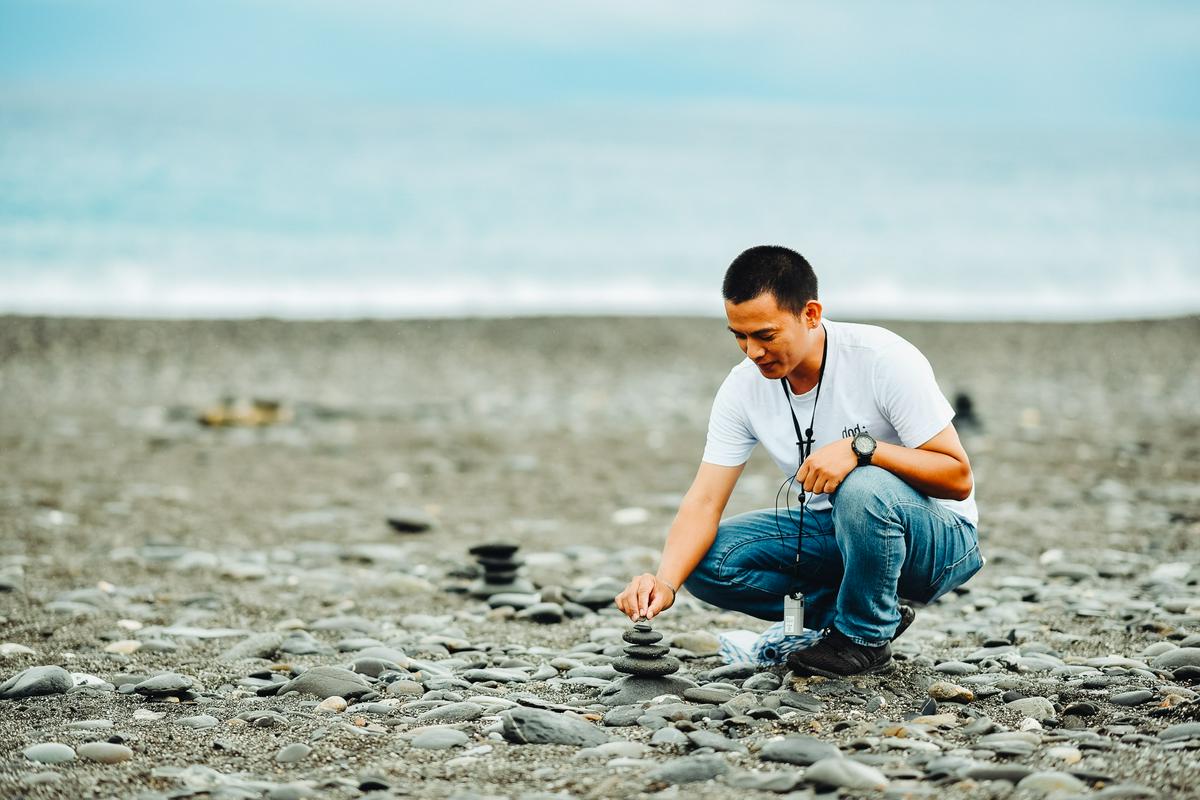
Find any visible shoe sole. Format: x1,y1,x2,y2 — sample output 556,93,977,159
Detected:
791,658,895,679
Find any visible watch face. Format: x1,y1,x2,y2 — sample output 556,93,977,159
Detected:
854,434,876,454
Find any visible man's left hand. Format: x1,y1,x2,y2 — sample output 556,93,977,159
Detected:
796,437,858,495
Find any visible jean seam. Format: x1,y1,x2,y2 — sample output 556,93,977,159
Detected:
716,537,789,596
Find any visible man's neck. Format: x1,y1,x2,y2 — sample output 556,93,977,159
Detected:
785,324,827,395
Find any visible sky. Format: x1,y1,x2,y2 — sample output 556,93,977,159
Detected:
3,0,1199,124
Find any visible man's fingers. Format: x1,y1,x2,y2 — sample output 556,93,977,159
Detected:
636,576,654,618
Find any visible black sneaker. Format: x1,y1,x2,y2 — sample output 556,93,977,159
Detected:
786,627,893,678
893,604,916,641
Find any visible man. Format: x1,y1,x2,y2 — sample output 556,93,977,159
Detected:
615,245,983,677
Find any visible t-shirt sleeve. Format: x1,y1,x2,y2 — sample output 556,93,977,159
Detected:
872,340,955,448
701,370,757,466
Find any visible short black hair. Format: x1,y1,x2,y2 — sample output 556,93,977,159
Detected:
722,245,818,316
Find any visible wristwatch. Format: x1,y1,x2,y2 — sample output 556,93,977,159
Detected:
851,432,877,467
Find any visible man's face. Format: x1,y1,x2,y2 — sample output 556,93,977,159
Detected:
724,292,819,379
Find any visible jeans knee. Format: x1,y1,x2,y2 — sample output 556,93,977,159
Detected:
832,465,894,510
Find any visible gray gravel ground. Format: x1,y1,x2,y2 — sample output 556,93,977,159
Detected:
1,315,1198,799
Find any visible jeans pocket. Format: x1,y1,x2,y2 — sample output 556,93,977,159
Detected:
926,539,983,603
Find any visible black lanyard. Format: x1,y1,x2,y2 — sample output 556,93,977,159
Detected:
778,323,828,574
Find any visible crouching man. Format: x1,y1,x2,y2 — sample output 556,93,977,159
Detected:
616,245,983,677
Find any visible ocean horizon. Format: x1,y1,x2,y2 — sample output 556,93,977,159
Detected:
3,88,1198,323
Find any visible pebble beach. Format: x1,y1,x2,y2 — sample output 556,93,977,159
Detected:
2,313,1199,799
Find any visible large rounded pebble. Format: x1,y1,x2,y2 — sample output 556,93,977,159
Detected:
1150,648,1200,670
928,681,974,703
650,727,690,747
23,743,76,763
133,672,194,696
275,743,312,763
411,728,470,749
1,665,74,699
683,687,734,704
500,707,609,746
271,666,373,699
177,714,220,729
317,696,347,712
805,757,888,791
645,754,728,786
1111,689,1155,706
742,672,782,691
514,602,564,623
1016,771,1087,795
759,735,840,765
1006,696,1055,719
77,742,133,763
0,643,37,657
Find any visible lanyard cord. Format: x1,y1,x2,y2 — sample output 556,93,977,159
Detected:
774,323,828,577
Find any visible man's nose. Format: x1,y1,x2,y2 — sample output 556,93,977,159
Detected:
746,341,764,359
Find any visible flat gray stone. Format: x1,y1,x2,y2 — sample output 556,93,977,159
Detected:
602,705,645,727
1016,771,1087,795
461,668,530,684
613,654,681,677
683,687,735,704
270,666,373,699
1159,722,1200,742
645,754,729,786
687,730,747,753
805,757,888,791
515,602,564,624
598,674,698,706
500,707,609,747
1111,689,1155,706
759,735,840,766
723,768,803,792
275,743,312,763
177,714,220,729
411,728,470,749
0,665,74,699
23,743,75,764
133,672,194,697
668,632,721,657
416,702,484,723
219,633,283,662
77,742,133,763
1151,648,1200,670
650,727,690,747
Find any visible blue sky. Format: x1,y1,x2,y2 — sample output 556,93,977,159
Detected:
2,0,1198,123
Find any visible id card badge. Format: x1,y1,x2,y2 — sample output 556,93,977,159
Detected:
783,592,805,636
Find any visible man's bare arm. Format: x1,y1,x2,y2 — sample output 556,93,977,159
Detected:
871,423,973,501
615,461,744,621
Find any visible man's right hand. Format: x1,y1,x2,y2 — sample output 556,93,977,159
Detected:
615,573,676,621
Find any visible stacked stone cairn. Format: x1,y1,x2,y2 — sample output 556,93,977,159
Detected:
467,543,535,599
599,620,697,706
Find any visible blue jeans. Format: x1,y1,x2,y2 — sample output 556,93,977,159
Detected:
684,466,984,648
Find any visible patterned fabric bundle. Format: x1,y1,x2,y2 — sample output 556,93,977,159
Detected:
717,622,823,665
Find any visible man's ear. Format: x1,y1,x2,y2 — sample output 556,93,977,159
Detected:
804,300,823,327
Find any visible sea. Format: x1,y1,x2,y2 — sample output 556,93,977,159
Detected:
2,87,1197,320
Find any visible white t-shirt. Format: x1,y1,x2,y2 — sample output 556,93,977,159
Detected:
702,318,978,525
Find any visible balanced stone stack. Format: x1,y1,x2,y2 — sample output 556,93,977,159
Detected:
599,621,697,706
467,543,534,599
